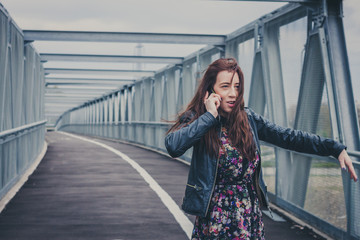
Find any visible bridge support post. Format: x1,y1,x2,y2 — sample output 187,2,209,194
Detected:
248,23,266,115
322,0,360,237
258,21,295,203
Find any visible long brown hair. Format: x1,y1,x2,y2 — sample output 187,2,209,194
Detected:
167,58,256,161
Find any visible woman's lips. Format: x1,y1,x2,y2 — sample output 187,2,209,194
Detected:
227,101,235,108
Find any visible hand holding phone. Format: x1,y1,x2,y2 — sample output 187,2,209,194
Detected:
204,89,221,118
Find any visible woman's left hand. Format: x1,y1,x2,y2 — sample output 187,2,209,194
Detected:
338,149,358,182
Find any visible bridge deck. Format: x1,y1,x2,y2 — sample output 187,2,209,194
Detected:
0,132,324,240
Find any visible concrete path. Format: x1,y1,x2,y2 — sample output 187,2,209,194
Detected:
0,132,325,240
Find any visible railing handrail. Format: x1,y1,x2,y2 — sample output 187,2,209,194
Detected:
0,120,47,139
260,141,360,167
347,150,360,158
58,121,360,168
60,121,172,126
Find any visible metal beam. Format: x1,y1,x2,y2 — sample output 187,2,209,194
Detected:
226,3,306,43
248,52,266,114
324,1,360,236
45,98,97,103
45,113,66,116
45,77,136,88
45,92,116,97
45,101,86,105
45,91,113,96
45,97,88,100
217,0,318,2
45,103,87,107
46,82,126,87
45,98,88,102
44,68,155,76
45,103,79,107
45,78,135,86
45,96,97,100
46,85,117,90
45,108,72,111
45,93,102,98
45,101,92,105
45,106,75,110
45,93,101,96
290,32,324,208
23,30,226,45
261,22,292,201
45,107,78,110
45,111,71,114
45,111,73,114
45,89,115,93
40,53,184,64
46,77,136,82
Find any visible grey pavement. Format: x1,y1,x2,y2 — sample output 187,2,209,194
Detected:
0,132,325,240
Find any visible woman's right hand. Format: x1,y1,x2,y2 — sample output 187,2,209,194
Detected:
204,91,221,118
338,149,358,182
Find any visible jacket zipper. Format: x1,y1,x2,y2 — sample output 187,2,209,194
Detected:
248,115,273,217
250,120,273,217
257,153,273,218
205,117,222,216
186,183,202,191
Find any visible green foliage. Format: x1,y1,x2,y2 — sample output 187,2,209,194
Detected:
311,161,338,168
262,160,275,168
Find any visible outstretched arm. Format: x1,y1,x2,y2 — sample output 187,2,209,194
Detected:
338,149,358,182
249,108,358,182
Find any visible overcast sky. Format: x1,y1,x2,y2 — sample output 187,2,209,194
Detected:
1,0,287,34
0,0,288,61
0,0,287,81
1,0,359,113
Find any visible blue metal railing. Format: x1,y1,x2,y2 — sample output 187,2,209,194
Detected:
58,122,360,239
260,141,360,240
0,4,46,202
0,120,47,200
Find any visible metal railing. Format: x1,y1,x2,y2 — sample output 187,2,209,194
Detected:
0,4,46,202
59,122,360,239
58,121,176,158
55,1,359,239
260,142,360,239
0,121,47,200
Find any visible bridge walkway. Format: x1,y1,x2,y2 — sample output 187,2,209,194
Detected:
0,132,325,240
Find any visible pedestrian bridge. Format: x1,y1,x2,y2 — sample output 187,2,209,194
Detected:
1,1,360,239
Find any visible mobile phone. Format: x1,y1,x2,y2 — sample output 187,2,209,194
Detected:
208,88,216,94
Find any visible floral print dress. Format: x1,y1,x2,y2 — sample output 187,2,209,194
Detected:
191,127,265,240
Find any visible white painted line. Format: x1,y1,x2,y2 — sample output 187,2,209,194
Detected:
90,135,191,166
59,131,193,239
262,210,285,222
0,142,48,213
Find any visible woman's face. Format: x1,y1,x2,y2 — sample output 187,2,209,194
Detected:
213,70,240,116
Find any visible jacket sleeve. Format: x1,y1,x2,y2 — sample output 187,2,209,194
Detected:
165,111,218,158
249,108,346,158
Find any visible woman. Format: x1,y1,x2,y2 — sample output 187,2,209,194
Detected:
165,58,357,239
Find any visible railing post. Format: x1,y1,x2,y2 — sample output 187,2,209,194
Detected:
322,0,360,237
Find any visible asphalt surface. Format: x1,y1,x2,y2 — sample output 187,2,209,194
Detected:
0,131,326,240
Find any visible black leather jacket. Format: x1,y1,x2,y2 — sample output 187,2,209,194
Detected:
165,108,346,217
